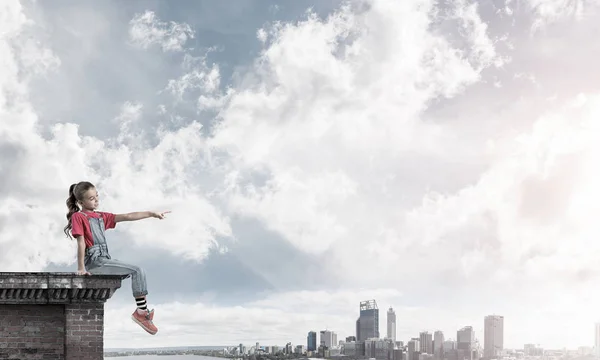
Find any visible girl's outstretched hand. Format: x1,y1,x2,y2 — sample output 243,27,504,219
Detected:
151,211,171,219
77,269,91,276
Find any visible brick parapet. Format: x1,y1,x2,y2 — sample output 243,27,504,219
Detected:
0,272,125,360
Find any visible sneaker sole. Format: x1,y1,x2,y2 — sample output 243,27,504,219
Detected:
131,314,158,335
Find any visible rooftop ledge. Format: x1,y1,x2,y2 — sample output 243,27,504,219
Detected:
0,272,126,304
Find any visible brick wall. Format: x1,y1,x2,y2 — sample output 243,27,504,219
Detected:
65,303,104,360
0,272,125,360
0,304,65,359
0,304,105,360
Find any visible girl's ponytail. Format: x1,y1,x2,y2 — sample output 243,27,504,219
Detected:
64,183,81,240
63,181,96,240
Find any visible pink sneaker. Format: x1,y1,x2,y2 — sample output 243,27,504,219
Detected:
131,309,158,335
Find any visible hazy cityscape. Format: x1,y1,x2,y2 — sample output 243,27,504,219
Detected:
104,299,600,360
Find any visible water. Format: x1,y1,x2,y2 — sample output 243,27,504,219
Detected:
105,355,222,360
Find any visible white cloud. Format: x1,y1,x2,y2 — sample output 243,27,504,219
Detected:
165,53,221,105
526,0,600,30
0,1,231,272
128,10,194,52
200,0,599,347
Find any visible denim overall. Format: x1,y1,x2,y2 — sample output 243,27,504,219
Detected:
81,211,148,297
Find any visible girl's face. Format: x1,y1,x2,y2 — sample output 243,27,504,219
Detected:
79,187,99,211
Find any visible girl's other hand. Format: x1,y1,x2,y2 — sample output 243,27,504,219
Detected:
77,269,91,276
151,211,171,219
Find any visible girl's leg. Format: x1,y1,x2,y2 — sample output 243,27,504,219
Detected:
88,259,157,335
88,258,149,301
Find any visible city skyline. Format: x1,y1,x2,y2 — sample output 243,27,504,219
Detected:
3,0,600,350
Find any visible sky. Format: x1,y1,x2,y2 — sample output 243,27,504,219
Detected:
1,0,600,351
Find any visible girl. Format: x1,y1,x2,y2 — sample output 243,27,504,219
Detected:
63,181,170,335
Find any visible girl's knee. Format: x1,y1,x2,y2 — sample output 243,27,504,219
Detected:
130,265,145,275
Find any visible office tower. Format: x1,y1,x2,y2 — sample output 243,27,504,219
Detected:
320,330,337,348
420,331,433,354
484,315,504,359
457,326,474,360
388,307,397,341
308,331,317,351
408,338,421,360
444,340,456,352
596,323,600,358
357,299,380,341
434,331,445,359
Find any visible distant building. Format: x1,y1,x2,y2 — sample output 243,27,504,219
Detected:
394,348,405,360
308,331,317,351
357,299,380,341
295,345,305,354
524,344,543,356
346,336,357,342
457,326,474,360
420,331,433,354
320,330,337,348
484,315,504,359
596,323,600,358
434,331,445,360
342,340,365,357
388,307,397,341
365,338,394,360
408,338,421,360
420,354,434,360
444,340,457,352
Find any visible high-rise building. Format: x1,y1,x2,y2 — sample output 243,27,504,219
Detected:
387,307,397,341
420,331,433,354
596,323,600,358
484,315,504,359
443,340,456,352
408,338,421,360
307,331,317,351
320,330,337,348
457,326,475,360
357,299,380,341
434,331,445,359
524,344,543,356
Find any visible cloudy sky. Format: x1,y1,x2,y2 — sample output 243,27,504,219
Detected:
2,0,600,351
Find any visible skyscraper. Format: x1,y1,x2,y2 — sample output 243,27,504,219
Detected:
320,330,337,348
387,307,396,341
420,331,433,354
307,331,317,351
408,338,421,360
595,323,600,358
484,315,504,359
357,299,379,341
434,331,445,359
457,326,474,360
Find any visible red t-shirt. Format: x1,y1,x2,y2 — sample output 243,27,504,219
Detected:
70,211,116,248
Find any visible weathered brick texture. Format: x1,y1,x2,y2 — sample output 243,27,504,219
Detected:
0,273,124,360
64,303,104,359
0,305,65,359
